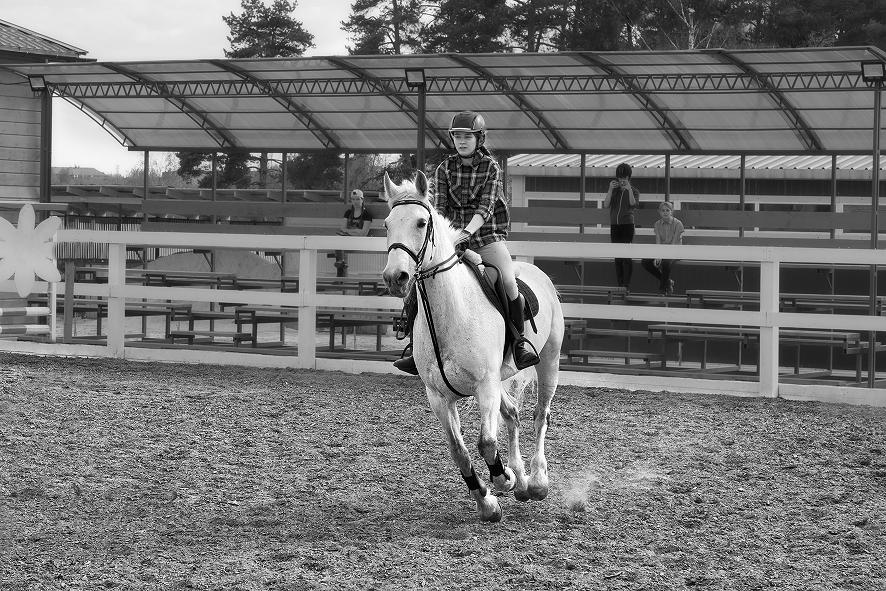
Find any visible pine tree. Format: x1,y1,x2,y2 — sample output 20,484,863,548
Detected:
177,0,316,189
423,0,511,52
223,0,314,57
342,0,425,55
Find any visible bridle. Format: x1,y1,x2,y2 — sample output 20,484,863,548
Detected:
386,198,468,397
386,199,459,282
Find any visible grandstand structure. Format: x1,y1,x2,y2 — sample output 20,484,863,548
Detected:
0,34,885,402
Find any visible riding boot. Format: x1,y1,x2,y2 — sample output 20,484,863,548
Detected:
508,295,540,370
393,285,419,375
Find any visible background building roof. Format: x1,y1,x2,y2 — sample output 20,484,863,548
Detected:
1,46,884,154
508,153,886,179
0,19,87,61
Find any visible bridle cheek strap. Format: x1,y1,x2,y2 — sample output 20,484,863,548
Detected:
386,199,435,269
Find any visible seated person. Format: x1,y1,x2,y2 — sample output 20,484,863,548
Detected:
641,201,684,295
338,189,373,237
334,189,373,276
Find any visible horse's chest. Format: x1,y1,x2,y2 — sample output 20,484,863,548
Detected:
415,340,494,392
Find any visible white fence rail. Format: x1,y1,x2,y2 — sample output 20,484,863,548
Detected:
2,229,885,407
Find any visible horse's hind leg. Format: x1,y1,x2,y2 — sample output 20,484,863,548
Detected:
426,388,501,522
501,372,535,502
527,319,563,501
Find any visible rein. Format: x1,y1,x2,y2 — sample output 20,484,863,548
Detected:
387,199,470,398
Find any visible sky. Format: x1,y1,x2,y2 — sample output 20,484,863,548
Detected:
3,0,353,174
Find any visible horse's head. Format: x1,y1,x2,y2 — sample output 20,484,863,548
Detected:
382,171,436,297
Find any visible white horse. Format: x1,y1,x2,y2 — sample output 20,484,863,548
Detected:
382,171,565,522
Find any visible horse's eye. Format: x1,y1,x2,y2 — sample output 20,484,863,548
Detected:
417,219,427,229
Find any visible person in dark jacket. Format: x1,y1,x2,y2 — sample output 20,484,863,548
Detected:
334,189,373,276
603,162,640,290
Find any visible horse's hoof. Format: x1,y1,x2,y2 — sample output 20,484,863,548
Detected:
481,506,502,522
527,474,550,500
495,467,517,494
528,483,549,500
477,494,502,522
514,487,531,502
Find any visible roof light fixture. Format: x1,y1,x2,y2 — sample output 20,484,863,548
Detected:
405,68,426,88
861,61,886,86
28,75,46,92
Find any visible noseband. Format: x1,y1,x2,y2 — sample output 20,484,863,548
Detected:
386,199,459,280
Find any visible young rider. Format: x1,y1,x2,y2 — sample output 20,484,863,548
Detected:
393,110,540,375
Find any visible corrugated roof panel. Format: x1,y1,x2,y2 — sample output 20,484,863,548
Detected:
561,130,676,151
693,130,809,152
227,129,328,148
124,129,225,148
509,153,886,173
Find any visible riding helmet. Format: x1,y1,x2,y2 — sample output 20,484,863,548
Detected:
448,111,487,149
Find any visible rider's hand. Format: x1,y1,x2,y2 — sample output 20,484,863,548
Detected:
454,230,471,246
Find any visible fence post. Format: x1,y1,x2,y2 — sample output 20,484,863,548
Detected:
48,281,57,343
759,253,780,397
107,243,126,357
298,245,317,369
63,262,74,343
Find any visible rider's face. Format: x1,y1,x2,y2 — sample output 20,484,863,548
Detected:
452,132,478,157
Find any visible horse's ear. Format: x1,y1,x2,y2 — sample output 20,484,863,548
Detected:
414,170,429,198
382,172,396,207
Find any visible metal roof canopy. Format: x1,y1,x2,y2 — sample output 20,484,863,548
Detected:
2,46,886,155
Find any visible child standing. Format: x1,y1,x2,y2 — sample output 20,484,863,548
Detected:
604,162,639,290
641,201,684,295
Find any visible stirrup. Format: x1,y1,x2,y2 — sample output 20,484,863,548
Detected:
512,338,540,370
393,343,418,375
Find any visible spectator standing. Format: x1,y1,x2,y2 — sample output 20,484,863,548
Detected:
641,201,684,295
603,162,639,290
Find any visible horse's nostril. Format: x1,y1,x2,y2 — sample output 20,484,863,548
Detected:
398,271,408,285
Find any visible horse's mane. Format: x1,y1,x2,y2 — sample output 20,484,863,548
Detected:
389,178,461,247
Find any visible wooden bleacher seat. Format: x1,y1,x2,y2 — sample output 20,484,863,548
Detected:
168,329,254,345
566,349,665,368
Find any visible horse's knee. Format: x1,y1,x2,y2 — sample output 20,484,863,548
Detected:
477,434,497,459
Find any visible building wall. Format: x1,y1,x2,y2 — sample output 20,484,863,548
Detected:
0,69,40,202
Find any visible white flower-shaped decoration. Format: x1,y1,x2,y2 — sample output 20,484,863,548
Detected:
0,204,62,297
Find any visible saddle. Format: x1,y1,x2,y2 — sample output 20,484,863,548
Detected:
458,250,539,358
396,250,540,361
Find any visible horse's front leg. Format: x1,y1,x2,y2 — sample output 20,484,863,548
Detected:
426,388,501,522
476,380,516,497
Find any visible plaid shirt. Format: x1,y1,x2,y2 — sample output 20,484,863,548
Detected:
432,149,509,249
